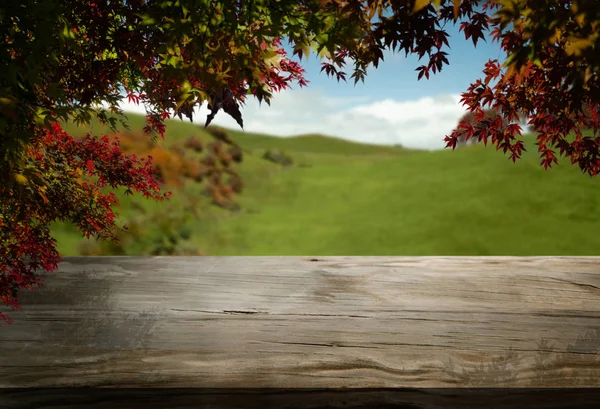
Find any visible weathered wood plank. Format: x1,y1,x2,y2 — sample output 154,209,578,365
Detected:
1,256,600,388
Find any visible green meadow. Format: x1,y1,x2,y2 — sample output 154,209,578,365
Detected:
52,113,600,256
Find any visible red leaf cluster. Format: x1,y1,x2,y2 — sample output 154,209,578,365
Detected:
443,1,600,175
0,123,169,324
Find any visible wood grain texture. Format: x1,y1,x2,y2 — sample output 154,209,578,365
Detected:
1,256,600,389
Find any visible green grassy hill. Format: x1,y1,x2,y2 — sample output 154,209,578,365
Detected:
52,114,600,256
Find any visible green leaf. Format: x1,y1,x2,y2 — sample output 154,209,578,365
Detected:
137,13,156,25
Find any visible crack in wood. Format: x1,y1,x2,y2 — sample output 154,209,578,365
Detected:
274,341,377,349
549,277,600,292
222,310,267,315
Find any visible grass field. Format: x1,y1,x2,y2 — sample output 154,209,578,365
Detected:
52,113,600,256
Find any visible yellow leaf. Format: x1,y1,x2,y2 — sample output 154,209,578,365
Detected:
412,0,431,13
175,94,192,111
412,0,431,14
367,4,377,20
318,46,332,60
565,37,593,56
571,1,579,14
293,41,311,61
13,173,28,185
504,61,516,79
180,80,192,93
197,90,210,103
549,28,562,44
0,96,18,105
584,67,594,84
263,49,281,69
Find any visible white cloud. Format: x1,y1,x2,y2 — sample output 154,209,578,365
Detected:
117,89,468,150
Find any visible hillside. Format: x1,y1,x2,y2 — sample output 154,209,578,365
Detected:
52,114,600,256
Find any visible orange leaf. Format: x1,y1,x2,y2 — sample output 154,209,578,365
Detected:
453,0,462,20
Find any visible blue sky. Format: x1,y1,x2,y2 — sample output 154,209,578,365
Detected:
285,22,504,102
119,20,505,150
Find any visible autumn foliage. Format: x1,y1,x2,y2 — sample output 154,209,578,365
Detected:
2,0,600,323
456,109,510,145
0,123,168,323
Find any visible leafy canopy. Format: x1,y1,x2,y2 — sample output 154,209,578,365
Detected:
2,0,600,323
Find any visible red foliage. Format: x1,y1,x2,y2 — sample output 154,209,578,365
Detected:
441,1,600,176
0,123,169,324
